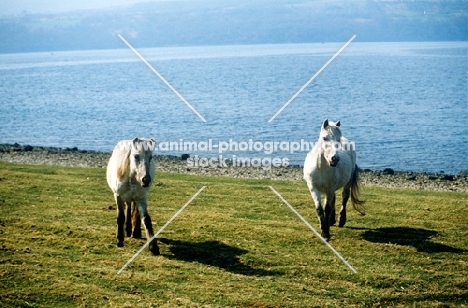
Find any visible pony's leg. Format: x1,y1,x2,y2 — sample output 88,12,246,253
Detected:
339,186,351,227
136,200,160,255
324,192,335,231
115,195,125,247
329,193,336,226
125,202,132,237
310,188,330,241
131,201,142,238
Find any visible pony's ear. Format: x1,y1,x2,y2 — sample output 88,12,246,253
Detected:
132,137,142,151
322,119,329,130
336,121,341,127
148,138,155,150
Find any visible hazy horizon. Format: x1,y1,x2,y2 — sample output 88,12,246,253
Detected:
2,0,151,15
1,0,466,54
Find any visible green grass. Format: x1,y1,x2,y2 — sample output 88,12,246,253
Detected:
0,161,467,307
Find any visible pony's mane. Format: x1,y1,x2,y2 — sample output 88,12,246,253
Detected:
116,146,131,181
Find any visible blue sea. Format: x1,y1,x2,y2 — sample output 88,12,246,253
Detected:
0,42,467,174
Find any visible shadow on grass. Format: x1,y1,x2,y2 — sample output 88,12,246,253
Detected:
359,227,466,253
159,238,283,276
379,292,468,306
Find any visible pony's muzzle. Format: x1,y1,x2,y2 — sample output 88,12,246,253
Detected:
141,175,151,187
330,155,340,167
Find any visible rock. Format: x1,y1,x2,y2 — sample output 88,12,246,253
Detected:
441,175,454,181
382,168,395,175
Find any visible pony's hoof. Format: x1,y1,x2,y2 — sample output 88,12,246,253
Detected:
117,242,124,247
149,241,160,256
132,231,142,239
150,247,160,255
321,233,331,241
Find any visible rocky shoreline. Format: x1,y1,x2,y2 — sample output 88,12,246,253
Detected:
1,143,467,193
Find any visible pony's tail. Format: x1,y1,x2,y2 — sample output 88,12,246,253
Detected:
350,165,366,215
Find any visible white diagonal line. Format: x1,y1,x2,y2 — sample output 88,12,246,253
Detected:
269,186,357,274
117,186,206,274
268,35,356,123
118,34,207,123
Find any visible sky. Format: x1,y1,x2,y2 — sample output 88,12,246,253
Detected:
1,0,150,15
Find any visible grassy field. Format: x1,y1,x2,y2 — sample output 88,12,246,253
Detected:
0,161,467,307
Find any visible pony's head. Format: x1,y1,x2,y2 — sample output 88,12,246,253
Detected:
129,137,155,187
319,119,342,167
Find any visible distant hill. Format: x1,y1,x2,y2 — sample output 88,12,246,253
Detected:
0,0,467,53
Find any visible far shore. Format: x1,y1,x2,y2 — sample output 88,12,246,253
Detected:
0,143,467,193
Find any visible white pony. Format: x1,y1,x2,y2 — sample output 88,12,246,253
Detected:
303,119,365,241
106,137,159,255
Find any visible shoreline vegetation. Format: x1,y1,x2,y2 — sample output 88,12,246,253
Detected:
1,143,467,193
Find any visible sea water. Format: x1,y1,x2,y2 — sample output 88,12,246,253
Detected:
0,42,467,173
